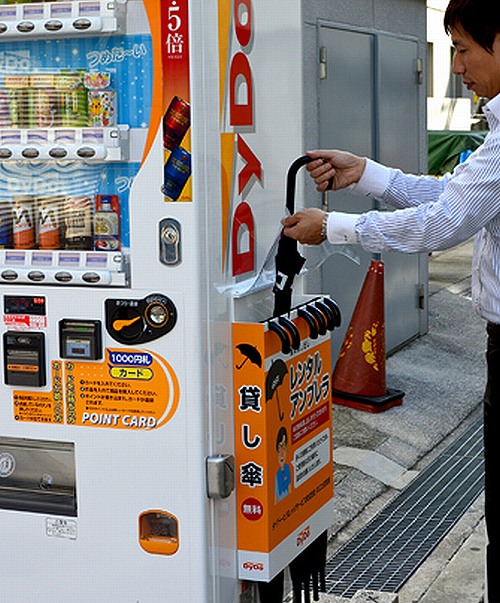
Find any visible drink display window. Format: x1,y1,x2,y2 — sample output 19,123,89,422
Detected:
0,12,152,287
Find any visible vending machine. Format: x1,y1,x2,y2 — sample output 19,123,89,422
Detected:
0,1,337,601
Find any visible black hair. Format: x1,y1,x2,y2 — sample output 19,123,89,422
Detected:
444,0,500,53
276,426,288,450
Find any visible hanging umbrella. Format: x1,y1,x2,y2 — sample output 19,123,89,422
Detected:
272,156,312,317
235,343,263,370
273,156,330,603
265,358,287,421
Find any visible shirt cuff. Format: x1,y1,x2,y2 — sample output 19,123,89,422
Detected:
350,158,392,198
326,212,360,244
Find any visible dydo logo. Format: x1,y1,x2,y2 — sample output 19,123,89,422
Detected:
226,0,263,278
0,51,31,72
242,561,264,573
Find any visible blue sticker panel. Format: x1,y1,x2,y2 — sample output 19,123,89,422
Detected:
0,34,153,128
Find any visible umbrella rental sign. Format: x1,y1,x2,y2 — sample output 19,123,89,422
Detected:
233,321,334,581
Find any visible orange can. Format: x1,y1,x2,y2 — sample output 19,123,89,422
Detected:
38,196,62,250
12,196,35,250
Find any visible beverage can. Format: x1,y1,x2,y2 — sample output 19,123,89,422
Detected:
94,194,120,251
38,196,62,249
63,196,93,250
163,96,190,151
12,196,35,249
162,147,192,201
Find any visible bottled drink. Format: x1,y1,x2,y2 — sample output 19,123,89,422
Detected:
94,194,120,251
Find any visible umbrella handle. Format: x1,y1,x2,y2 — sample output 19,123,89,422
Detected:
286,155,313,215
298,307,319,340
278,316,301,350
306,303,327,336
315,300,337,331
286,155,334,215
268,320,291,354
322,296,342,327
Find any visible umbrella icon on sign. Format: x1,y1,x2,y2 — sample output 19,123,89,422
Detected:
266,359,288,421
236,343,263,370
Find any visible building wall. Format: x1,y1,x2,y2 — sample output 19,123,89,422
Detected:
427,0,472,130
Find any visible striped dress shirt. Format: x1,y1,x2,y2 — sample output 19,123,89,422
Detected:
327,93,500,324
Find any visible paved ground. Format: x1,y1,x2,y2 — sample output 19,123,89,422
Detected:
305,239,486,602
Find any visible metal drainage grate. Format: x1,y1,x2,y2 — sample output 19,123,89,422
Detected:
324,417,484,597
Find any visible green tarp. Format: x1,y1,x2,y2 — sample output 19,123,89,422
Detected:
428,130,487,175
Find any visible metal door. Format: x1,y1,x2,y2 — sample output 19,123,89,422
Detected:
316,24,425,358
378,34,427,352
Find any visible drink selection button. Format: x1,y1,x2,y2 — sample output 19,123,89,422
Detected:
17,21,35,32
1,270,18,281
55,271,73,283
27,271,45,282
82,272,100,283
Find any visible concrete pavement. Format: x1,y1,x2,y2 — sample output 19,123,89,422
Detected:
315,239,485,603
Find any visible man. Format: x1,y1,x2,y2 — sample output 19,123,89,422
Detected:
282,1,500,601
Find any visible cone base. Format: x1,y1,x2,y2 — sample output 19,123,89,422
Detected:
332,387,405,414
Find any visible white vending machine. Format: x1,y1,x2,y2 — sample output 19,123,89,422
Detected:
0,1,337,601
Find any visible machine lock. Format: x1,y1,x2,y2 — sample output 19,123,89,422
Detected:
159,218,182,266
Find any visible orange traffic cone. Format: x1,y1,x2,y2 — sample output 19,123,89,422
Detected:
331,260,404,413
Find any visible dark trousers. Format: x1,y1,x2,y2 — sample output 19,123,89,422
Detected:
485,323,500,602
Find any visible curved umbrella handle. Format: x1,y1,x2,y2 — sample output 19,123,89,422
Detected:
268,320,291,354
322,296,342,328
306,303,327,336
298,307,319,340
286,155,313,215
286,155,334,214
278,316,301,351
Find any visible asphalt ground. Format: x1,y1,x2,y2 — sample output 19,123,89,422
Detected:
307,239,486,602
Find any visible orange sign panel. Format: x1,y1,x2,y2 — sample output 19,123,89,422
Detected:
233,321,334,581
12,349,179,430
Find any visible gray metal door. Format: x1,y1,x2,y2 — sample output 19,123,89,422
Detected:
378,34,426,352
316,24,425,358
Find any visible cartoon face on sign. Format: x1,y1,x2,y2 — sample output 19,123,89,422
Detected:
275,426,292,503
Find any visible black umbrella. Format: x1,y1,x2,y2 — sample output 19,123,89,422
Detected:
265,358,287,421
289,531,327,603
272,156,313,317
235,343,262,370
273,155,330,602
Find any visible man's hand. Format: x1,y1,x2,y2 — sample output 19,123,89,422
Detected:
306,150,366,192
281,208,326,245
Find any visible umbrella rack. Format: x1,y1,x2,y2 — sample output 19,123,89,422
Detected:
231,155,343,601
